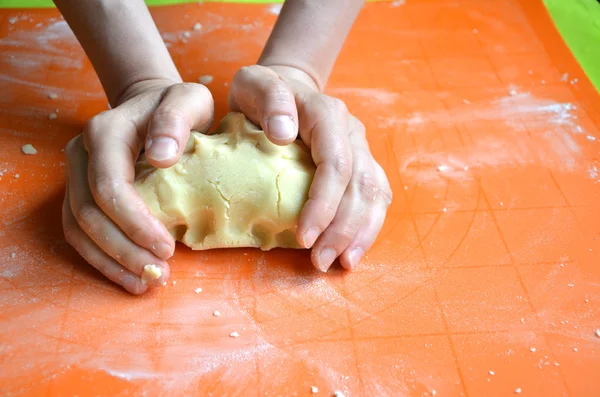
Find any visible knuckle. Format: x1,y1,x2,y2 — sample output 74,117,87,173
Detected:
330,154,352,182
127,223,152,247
74,204,102,235
93,177,122,208
334,221,360,241
327,97,348,116
83,112,111,144
114,249,140,273
63,224,78,246
152,105,187,124
379,186,393,206
354,171,379,202
311,199,338,225
233,65,256,83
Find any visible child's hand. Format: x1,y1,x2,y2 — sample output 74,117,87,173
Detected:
229,65,393,272
62,80,214,294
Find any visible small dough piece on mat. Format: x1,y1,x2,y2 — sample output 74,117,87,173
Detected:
134,112,315,250
141,264,162,284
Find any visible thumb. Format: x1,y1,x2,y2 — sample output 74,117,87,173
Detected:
146,83,214,168
229,65,299,146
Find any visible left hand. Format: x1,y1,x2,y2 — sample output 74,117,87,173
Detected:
229,65,392,272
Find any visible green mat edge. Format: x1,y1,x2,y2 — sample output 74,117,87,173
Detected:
544,0,600,92
2,0,599,92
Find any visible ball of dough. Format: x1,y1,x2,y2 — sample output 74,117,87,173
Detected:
134,112,316,250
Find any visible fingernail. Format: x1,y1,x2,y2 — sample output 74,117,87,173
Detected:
303,227,320,248
147,137,178,161
266,115,296,141
347,247,363,269
317,247,337,272
154,242,174,259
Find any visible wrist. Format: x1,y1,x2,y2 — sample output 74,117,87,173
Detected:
114,77,182,107
259,62,322,93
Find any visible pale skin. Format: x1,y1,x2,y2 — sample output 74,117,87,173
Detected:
55,0,392,294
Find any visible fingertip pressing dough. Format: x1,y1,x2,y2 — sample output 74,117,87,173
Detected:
134,112,316,250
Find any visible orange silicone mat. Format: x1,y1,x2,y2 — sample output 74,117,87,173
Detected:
1,1,600,396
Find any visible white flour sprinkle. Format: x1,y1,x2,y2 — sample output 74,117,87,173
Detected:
198,75,213,85
21,144,37,155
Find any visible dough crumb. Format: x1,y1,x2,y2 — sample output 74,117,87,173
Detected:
14,174,19,179
21,144,38,155
172,280,177,286
141,264,162,284
194,287,203,294
310,386,318,394
49,112,58,120
11,252,16,259
198,75,213,85
8,16,18,24
182,31,191,38
529,347,536,352
192,22,202,30
514,388,522,394
567,283,574,287
229,331,239,338
595,329,600,338
213,310,221,317
47,93,58,99
488,370,495,376
573,347,579,352
333,391,346,397
431,390,437,396
162,281,167,286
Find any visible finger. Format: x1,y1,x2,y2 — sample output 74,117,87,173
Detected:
146,83,214,167
229,65,299,145
310,139,377,272
66,139,169,286
62,183,148,295
296,95,353,249
80,116,175,260
340,164,392,270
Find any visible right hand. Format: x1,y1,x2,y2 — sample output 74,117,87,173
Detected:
62,79,214,294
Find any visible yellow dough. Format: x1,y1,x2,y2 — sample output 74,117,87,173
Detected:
134,112,316,250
